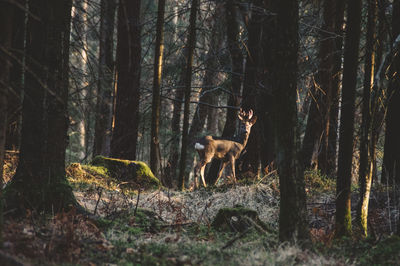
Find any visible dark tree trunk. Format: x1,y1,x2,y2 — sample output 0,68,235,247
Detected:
316,0,338,174
0,0,14,243
270,0,308,242
327,0,345,176
206,0,243,185
0,0,14,185
6,0,26,151
167,59,185,186
111,0,142,160
356,0,377,237
150,0,166,176
178,0,198,190
240,0,271,178
4,0,78,214
93,0,116,157
382,0,400,185
222,0,243,137
335,0,362,237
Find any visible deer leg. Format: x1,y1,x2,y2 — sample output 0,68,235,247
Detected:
215,161,229,185
200,164,207,188
229,157,237,184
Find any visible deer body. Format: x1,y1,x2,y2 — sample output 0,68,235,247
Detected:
194,109,257,188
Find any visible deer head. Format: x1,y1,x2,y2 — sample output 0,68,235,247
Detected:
194,109,257,188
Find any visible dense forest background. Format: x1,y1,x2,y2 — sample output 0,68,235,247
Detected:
1,0,400,264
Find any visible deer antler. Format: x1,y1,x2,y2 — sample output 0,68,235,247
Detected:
248,109,253,119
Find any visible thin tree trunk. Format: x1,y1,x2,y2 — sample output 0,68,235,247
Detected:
356,0,377,237
111,0,142,160
316,0,338,174
150,0,166,176
178,0,198,190
327,0,345,177
240,0,265,178
335,0,362,237
93,0,116,157
6,0,26,151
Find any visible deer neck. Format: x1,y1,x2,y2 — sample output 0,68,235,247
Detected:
236,130,250,148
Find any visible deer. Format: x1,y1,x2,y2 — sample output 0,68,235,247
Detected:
194,109,257,188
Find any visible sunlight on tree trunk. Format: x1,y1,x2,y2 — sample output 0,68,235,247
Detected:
150,0,166,177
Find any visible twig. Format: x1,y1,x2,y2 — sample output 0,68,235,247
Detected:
134,188,141,217
93,186,103,215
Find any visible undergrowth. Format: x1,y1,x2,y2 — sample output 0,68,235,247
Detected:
2,159,400,265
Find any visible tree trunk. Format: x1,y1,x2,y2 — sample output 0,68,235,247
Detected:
335,0,362,237
267,0,308,242
356,0,377,237
382,0,400,185
4,0,78,214
316,0,338,174
240,0,268,178
326,0,345,177
111,0,142,160
150,0,166,176
178,0,198,190
0,4,14,238
6,0,26,151
93,0,116,157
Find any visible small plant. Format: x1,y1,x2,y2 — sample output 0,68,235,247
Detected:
304,169,336,195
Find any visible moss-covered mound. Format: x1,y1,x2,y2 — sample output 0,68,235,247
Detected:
90,156,161,190
212,206,272,233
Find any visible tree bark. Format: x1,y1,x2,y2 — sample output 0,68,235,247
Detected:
150,0,166,176
4,0,78,214
335,0,362,237
382,0,400,185
93,0,116,157
0,4,14,225
356,0,377,237
178,0,198,190
111,0,142,160
6,0,26,151
240,0,270,178
326,0,345,177
269,0,308,242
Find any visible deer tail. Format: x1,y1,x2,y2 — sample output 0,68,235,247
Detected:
194,143,205,150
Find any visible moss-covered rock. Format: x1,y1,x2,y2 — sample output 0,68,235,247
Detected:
212,206,272,233
90,156,161,190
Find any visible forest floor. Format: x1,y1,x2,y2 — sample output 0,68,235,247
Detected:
1,154,400,265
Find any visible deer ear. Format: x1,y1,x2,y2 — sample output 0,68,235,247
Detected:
250,115,257,124
238,108,244,120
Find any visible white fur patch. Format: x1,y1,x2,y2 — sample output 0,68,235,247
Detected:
195,143,205,150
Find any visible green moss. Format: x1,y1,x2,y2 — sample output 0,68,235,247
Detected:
90,156,161,190
212,206,272,233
